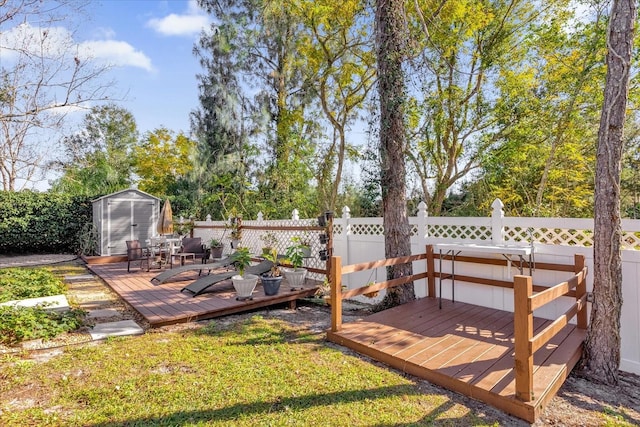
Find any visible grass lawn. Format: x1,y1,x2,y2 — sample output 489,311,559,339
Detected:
0,313,500,426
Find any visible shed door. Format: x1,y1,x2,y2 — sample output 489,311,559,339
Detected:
106,199,157,255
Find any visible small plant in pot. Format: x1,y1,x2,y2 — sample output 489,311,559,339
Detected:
231,247,258,300
260,231,278,256
260,248,282,296
283,237,309,290
209,238,224,259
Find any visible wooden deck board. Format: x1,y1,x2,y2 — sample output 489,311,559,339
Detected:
326,297,584,423
88,262,319,326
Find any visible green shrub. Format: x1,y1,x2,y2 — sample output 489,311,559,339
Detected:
0,191,93,254
0,305,86,345
0,268,67,303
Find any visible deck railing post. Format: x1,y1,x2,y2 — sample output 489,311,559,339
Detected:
330,255,343,332
514,274,534,402
426,245,435,298
575,254,588,329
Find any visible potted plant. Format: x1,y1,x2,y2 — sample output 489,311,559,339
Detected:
209,238,224,259
228,216,242,249
260,248,283,296
260,231,278,256
299,233,312,258
231,247,258,300
283,237,309,290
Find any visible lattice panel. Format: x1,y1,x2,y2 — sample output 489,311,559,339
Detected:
622,231,640,250
516,227,593,247
427,225,491,241
234,223,329,281
504,226,536,244
350,223,384,236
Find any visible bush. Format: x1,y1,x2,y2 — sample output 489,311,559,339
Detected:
0,267,85,346
0,305,86,345
0,268,67,303
0,191,93,254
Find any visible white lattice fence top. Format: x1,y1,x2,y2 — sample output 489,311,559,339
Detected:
351,223,384,236
428,224,492,241
504,225,640,249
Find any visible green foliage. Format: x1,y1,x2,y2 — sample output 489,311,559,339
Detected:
133,128,196,197
0,267,85,346
261,247,281,277
231,247,252,277
0,268,66,303
285,236,309,269
0,191,93,254
0,305,86,345
51,104,139,197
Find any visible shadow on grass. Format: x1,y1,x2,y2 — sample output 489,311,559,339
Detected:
190,314,323,346
86,383,508,427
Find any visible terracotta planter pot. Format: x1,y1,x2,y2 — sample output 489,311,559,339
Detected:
232,274,258,300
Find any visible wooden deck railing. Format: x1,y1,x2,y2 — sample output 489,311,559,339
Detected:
330,247,588,404
513,254,587,402
330,247,433,333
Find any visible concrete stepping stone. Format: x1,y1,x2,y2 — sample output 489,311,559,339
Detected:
64,274,96,282
90,320,144,340
87,308,121,319
0,294,70,313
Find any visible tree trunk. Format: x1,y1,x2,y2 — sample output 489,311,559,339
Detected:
375,0,414,308
582,0,636,386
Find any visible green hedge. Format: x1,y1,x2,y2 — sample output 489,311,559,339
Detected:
0,191,93,254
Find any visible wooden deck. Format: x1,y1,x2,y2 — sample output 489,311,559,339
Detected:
88,262,319,327
326,297,585,423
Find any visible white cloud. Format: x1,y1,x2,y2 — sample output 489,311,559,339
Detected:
0,23,73,59
0,22,154,72
146,0,210,36
79,40,154,72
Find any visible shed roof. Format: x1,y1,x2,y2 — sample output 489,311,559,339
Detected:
91,188,161,203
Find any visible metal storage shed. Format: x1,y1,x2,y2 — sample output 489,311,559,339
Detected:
92,188,161,256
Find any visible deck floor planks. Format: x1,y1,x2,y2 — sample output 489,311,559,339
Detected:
88,262,319,326
327,296,585,423
394,304,503,362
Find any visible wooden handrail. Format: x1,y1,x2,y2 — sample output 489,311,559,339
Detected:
341,272,429,299
530,294,587,354
341,253,428,274
529,267,587,311
513,254,587,403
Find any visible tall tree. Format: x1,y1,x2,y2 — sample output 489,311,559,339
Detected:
0,0,113,190
132,128,195,197
404,0,563,216
195,0,316,219
294,0,377,212
376,0,414,307
582,0,636,385
50,104,138,196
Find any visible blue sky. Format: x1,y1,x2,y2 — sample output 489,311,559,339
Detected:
77,0,210,135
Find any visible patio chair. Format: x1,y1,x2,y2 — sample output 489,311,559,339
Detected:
173,237,208,267
181,260,273,297
126,240,153,273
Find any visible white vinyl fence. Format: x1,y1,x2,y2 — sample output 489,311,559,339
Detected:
192,199,640,375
